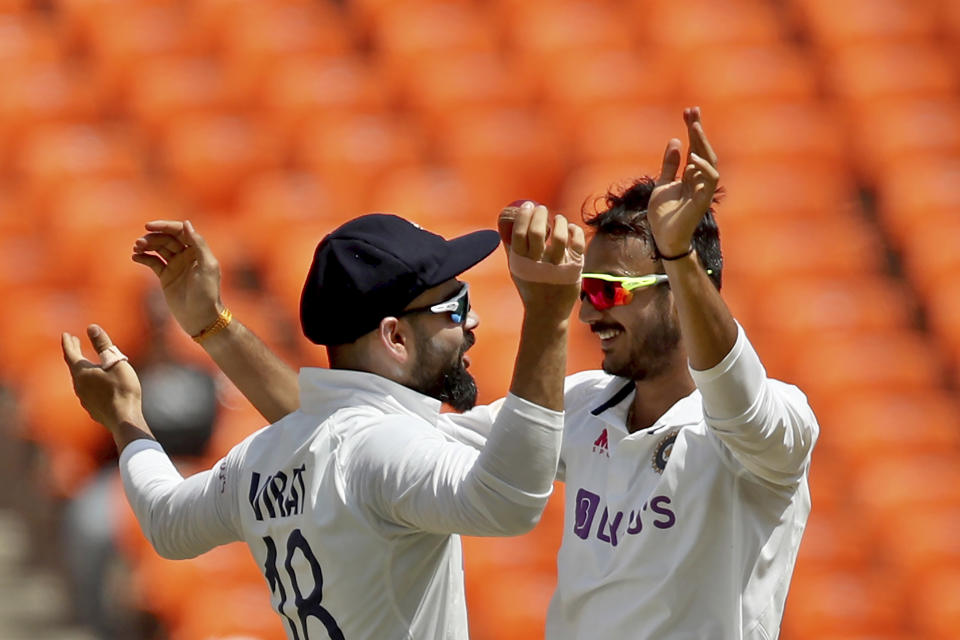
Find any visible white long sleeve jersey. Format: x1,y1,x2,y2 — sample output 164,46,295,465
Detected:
444,324,819,640
119,367,563,640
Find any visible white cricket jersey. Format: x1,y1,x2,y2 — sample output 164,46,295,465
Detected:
445,324,818,639
119,367,563,640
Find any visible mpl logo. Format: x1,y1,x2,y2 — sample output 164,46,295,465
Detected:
592,428,610,457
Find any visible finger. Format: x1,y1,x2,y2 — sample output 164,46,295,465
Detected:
87,324,114,355
655,138,683,187
61,332,83,368
685,107,718,166
689,152,720,183
144,220,186,236
543,214,569,265
511,201,536,255
131,253,166,276
525,205,549,260
136,233,186,254
568,222,586,257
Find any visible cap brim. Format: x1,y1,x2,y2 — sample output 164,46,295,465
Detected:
432,229,501,284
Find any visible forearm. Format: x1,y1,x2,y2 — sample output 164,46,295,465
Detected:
200,319,300,422
662,250,737,371
508,296,572,411
119,440,241,559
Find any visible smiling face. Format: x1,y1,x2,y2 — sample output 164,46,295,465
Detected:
578,233,682,381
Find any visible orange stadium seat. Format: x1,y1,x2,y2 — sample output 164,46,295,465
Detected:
784,329,946,408
499,1,636,74
792,512,873,584
875,154,960,251
466,565,555,640
257,54,390,143
848,99,960,182
71,3,203,104
876,506,960,583
157,114,284,210
433,108,567,215
0,61,100,163
234,170,343,267
790,0,936,50
0,12,60,68
911,568,960,639
677,45,819,111
824,42,958,108
897,212,960,300
923,280,960,373
748,273,915,341
571,104,686,174
212,1,353,100
718,160,861,227
292,113,426,215
129,541,264,629
781,569,908,637
171,584,286,640
705,101,848,169
815,389,960,467
363,165,485,236
43,179,176,288
395,52,535,130
720,215,888,286
123,56,238,143
851,454,960,531
637,0,785,55
538,49,679,136
14,123,144,214
368,1,499,72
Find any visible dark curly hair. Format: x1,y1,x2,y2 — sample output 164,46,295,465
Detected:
582,176,723,291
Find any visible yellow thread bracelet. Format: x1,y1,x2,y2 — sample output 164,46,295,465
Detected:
192,308,233,343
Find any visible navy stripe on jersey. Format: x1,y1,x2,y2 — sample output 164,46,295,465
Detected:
590,381,634,416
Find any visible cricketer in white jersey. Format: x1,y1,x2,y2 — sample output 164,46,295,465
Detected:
443,323,818,639
65,208,587,640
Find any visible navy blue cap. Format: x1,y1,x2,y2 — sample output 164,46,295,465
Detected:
300,214,501,345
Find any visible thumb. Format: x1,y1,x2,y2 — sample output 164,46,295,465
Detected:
655,138,683,187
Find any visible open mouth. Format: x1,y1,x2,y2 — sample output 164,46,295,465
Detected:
592,325,624,349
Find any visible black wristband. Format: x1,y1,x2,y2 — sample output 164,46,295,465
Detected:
659,245,694,261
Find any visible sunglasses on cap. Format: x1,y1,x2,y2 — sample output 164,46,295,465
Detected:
580,273,669,311
398,283,471,325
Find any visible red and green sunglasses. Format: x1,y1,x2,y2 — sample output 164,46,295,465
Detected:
580,273,670,310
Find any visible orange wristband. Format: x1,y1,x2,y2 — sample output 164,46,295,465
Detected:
192,308,233,343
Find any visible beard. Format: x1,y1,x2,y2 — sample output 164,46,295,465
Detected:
408,328,478,412
601,297,682,381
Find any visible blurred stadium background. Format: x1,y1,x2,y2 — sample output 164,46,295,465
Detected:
1,0,960,637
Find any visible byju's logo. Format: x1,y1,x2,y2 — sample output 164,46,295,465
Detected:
592,429,610,457
573,487,676,547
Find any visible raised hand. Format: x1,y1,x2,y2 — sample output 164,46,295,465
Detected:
132,220,224,337
62,325,143,432
647,107,720,259
497,200,585,315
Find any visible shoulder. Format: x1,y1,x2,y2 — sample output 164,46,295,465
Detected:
564,370,630,414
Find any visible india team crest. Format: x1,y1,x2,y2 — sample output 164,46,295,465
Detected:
651,429,680,474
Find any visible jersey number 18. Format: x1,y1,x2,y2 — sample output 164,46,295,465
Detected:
262,529,345,640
